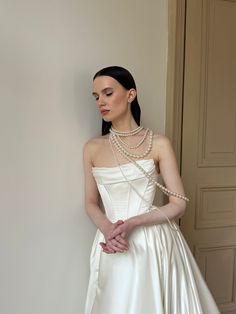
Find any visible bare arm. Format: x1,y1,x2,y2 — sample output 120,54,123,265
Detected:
108,135,187,239
83,141,110,233
83,141,129,252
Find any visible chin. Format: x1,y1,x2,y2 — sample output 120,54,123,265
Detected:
102,116,113,122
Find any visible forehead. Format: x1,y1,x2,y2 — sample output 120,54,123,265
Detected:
93,76,123,92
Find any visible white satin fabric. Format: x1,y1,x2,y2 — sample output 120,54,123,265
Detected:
84,159,220,314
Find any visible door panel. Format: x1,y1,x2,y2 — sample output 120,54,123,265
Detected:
181,0,236,313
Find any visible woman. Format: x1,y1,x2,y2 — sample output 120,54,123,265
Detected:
83,66,219,314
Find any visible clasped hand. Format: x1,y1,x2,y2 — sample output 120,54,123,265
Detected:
100,219,134,254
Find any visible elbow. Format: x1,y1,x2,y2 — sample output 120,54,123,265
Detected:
171,198,186,218
178,207,186,218
178,200,187,218
84,200,92,216
85,199,99,217
85,206,90,217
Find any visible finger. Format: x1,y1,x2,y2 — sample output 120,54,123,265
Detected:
116,235,129,248
110,239,127,252
102,247,113,254
99,242,107,249
107,240,124,253
114,235,129,249
108,227,123,240
116,220,124,225
113,220,124,228
100,242,115,254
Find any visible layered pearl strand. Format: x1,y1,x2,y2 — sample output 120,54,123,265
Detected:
109,126,189,202
110,129,153,159
110,125,143,136
111,127,150,150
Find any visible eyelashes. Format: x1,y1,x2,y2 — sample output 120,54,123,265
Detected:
94,92,113,101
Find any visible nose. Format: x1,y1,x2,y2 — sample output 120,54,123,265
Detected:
97,96,106,108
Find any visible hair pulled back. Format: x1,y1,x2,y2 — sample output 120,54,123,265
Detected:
93,66,141,135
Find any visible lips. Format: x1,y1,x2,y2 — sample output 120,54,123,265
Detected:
100,110,110,116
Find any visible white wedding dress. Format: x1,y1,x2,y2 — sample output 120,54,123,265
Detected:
84,159,220,314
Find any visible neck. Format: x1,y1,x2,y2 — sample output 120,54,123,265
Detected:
111,119,139,133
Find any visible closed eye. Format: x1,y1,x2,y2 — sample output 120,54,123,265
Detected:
92,88,113,101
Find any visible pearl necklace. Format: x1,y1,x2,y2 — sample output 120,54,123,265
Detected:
109,132,189,202
113,128,150,150
110,130,153,159
110,125,143,137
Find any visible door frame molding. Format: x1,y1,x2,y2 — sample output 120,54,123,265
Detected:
165,0,186,169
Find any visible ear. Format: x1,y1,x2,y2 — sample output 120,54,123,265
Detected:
128,89,137,103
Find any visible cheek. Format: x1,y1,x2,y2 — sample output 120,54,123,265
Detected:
112,94,128,108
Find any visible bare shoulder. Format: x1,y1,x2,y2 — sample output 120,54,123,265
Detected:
153,132,172,147
83,134,109,164
152,132,175,161
153,133,172,149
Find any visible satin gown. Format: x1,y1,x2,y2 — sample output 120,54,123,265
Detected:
84,159,220,314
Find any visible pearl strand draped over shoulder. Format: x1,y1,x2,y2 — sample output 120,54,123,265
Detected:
84,159,220,314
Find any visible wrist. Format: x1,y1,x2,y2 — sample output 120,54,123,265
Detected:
129,215,142,228
99,219,111,236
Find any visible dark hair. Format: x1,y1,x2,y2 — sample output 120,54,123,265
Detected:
93,66,141,135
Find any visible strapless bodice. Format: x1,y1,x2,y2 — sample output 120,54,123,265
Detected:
92,159,158,222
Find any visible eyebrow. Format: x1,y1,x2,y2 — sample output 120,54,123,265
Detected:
92,87,113,96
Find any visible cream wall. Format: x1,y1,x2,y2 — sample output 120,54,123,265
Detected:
0,1,168,313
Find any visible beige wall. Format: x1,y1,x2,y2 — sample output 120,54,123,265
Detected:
0,1,168,313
